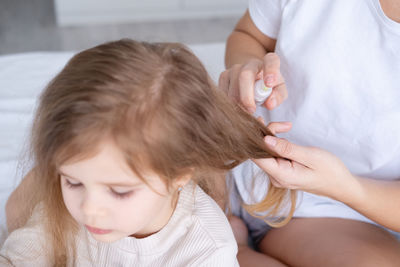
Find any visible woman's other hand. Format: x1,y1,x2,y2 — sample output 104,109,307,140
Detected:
221,10,288,113
219,53,287,113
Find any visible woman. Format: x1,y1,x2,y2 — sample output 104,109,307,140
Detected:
221,0,400,266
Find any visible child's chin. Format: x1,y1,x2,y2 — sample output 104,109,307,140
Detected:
90,232,122,243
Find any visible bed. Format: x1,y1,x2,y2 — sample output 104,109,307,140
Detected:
0,42,226,245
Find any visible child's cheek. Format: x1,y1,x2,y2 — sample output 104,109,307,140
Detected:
61,187,82,222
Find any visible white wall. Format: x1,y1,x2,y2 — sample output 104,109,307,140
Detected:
55,0,248,26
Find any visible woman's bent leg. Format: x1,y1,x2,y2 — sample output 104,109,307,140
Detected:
259,218,400,267
229,216,287,267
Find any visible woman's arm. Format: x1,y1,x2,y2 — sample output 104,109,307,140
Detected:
225,10,275,67
2,203,50,266
253,134,400,232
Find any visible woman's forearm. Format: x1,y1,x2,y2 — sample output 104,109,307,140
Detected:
339,176,400,232
225,31,267,68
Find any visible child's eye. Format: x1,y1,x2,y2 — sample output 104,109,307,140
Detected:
110,188,133,199
65,178,82,188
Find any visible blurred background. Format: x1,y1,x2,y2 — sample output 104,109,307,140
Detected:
0,0,247,55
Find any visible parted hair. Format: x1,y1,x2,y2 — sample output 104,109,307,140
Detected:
21,39,296,265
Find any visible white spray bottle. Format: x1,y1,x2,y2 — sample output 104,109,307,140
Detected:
254,79,272,105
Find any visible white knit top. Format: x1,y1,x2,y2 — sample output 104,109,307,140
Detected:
0,183,239,266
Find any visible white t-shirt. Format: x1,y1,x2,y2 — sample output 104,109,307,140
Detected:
0,183,239,266
232,0,400,226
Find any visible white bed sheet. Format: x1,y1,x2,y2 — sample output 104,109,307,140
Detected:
0,43,226,245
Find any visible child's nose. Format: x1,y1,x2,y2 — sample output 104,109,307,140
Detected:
81,193,106,218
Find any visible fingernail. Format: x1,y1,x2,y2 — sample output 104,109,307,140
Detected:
265,136,277,147
265,74,275,87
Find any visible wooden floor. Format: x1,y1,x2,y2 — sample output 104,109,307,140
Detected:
0,0,240,55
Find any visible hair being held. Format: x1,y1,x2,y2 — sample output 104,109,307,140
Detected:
18,39,296,265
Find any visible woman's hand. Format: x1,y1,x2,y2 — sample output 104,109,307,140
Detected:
218,53,288,113
256,129,400,231
253,134,357,200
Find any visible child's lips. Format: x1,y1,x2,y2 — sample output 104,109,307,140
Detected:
85,225,112,235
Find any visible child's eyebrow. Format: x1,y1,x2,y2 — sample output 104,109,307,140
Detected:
59,171,143,187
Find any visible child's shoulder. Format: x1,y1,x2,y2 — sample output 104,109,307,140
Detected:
173,184,238,266
0,204,50,266
190,184,236,247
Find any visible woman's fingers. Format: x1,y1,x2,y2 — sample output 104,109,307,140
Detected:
227,65,241,100
263,82,287,110
218,54,287,112
265,121,292,135
238,60,263,113
269,175,284,188
256,116,265,125
253,157,291,185
262,136,315,167
262,53,288,110
263,53,281,87
218,69,230,94
253,156,308,190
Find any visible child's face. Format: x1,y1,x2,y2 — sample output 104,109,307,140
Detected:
59,140,178,243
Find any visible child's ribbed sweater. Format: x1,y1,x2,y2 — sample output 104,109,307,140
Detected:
0,183,239,266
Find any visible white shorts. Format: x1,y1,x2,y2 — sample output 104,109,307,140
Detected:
228,160,400,244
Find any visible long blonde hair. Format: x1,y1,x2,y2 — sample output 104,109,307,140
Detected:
21,39,296,265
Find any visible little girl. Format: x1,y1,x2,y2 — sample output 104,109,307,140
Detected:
1,39,295,266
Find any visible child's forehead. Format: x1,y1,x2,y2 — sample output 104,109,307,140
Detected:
58,140,158,183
